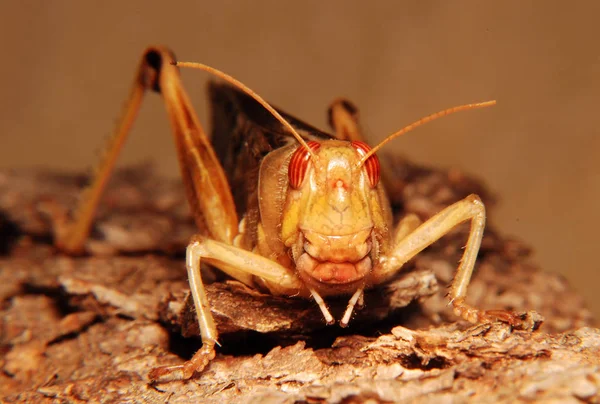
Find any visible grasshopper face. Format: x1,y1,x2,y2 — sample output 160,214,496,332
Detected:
282,140,390,293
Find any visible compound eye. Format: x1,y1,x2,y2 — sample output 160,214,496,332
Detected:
351,141,380,187
288,141,321,189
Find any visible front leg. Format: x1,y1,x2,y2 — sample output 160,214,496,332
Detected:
376,194,523,326
149,235,305,382
148,237,218,382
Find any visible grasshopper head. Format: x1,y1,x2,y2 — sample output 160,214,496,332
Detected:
282,139,390,293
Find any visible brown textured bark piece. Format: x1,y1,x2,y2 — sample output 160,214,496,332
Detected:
0,161,598,403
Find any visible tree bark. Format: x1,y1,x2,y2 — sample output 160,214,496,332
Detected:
0,159,597,403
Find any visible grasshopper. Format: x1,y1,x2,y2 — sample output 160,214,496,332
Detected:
52,46,523,382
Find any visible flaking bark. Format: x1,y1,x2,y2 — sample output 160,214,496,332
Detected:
0,158,597,403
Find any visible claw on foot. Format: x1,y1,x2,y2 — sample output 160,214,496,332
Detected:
148,342,216,383
148,364,187,383
483,309,522,325
451,298,543,331
484,309,544,331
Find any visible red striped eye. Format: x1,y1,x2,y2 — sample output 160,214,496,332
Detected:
288,141,320,189
351,141,380,187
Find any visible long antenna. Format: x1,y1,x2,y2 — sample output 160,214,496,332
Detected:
174,61,316,159
357,100,496,167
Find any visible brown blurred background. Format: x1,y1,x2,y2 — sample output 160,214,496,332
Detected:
0,2,599,316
